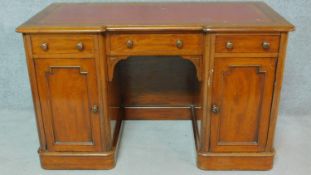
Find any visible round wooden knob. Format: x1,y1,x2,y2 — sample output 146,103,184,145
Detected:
40,43,48,51
76,42,84,51
127,40,134,49
262,41,270,49
226,41,233,49
176,40,183,49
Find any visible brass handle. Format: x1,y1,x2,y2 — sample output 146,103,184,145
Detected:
40,43,48,51
176,40,183,49
211,104,220,113
226,41,233,49
76,42,84,51
127,40,134,49
91,105,98,113
262,41,270,49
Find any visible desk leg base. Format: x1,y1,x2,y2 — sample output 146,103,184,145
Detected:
197,151,274,170
38,150,116,170
38,116,123,170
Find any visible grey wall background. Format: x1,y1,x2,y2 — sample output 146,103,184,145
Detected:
0,0,310,116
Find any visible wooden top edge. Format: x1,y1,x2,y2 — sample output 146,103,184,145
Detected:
16,26,106,33
16,25,294,33
203,25,295,32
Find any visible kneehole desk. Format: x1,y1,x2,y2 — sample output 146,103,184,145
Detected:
16,2,294,170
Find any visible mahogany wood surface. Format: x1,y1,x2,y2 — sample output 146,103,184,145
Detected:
265,33,289,151
118,57,199,105
215,34,280,53
108,33,203,56
35,58,102,152
31,34,95,56
17,2,294,171
210,57,276,153
197,151,274,170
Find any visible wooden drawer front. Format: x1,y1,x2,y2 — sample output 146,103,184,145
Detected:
215,34,280,53
31,34,95,56
108,33,203,56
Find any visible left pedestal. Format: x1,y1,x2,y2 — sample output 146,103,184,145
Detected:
21,34,119,169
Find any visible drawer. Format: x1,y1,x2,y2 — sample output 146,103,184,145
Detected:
31,34,95,56
215,34,280,53
108,33,203,56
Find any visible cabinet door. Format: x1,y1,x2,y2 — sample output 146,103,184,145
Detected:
35,59,102,152
210,57,276,152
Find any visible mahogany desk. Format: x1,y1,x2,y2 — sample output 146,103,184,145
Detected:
16,2,294,170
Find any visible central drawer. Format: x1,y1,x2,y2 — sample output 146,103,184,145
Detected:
107,33,203,56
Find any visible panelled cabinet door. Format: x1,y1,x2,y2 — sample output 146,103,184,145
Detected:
35,58,102,152
210,57,276,152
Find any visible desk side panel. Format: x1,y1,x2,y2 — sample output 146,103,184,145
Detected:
23,34,47,150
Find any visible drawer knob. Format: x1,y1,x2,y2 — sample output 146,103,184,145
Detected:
76,42,84,51
211,104,220,114
226,41,233,49
127,40,134,49
176,40,183,49
40,43,48,51
91,105,98,113
262,41,270,49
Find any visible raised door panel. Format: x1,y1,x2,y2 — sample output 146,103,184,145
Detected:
210,57,276,152
35,58,101,152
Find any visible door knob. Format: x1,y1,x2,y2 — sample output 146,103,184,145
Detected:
91,105,99,113
226,41,233,49
40,43,48,51
126,40,134,49
76,42,84,51
211,104,220,113
262,41,270,49
176,40,183,49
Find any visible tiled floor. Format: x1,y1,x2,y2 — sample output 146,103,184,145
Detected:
0,109,310,175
